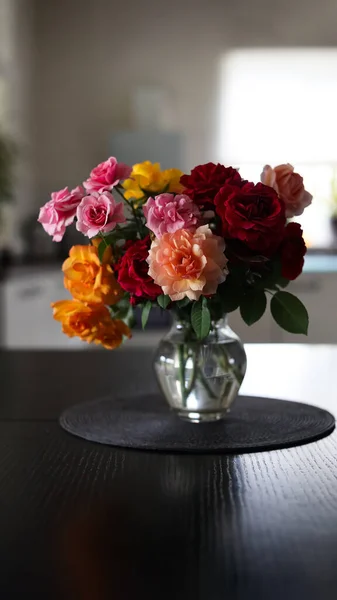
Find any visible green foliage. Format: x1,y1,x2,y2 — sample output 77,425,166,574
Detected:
104,224,139,244
176,297,190,308
141,300,152,329
98,239,108,263
157,294,171,309
109,296,136,328
191,297,211,340
270,291,308,335
206,295,227,322
240,290,267,326
97,223,140,263
0,130,14,203
217,274,244,313
257,261,290,291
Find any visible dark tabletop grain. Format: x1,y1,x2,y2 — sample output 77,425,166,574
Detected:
0,347,337,600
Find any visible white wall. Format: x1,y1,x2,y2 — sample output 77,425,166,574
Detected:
32,0,337,204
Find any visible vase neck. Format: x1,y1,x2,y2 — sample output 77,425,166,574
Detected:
171,314,228,332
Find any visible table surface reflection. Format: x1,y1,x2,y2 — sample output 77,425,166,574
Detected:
0,344,336,600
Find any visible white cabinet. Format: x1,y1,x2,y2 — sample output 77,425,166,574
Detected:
2,267,84,349
2,264,337,348
282,274,337,343
228,272,337,344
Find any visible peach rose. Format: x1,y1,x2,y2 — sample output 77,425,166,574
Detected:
147,225,228,301
51,300,131,349
261,164,312,218
63,245,123,305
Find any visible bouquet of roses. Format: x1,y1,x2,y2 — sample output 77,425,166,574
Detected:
38,158,312,349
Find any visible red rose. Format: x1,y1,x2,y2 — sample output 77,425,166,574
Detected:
281,222,306,280
214,182,286,256
180,163,242,207
116,236,161,303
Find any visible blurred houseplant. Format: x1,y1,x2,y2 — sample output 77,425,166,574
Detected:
0,128,14,207
0,129,14,267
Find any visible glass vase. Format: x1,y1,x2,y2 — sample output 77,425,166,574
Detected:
153,315,247,423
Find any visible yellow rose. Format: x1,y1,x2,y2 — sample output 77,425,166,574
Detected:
123,161,183,203
63,245,123,306
51,300,131,349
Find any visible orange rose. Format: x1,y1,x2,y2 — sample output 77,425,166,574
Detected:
63,245,123,305
261,164,312,218
51,300,131,349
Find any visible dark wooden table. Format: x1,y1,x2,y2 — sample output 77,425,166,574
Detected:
0,345,336,600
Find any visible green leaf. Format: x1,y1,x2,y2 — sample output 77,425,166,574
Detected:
109,295,130,319
240,290,267,326
98,240,108,263
270,291,308,335
207,295,226,321
278,277,290,289
110,304,129,320
102,226,139,244
141,301,152,329
217,276,243,313
176,297,190,309
157,294,171,309
259,261,290,291
191,297,211,340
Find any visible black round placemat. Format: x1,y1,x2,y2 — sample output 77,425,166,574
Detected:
59,394,335,453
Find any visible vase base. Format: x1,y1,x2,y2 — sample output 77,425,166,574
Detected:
176,409,228,423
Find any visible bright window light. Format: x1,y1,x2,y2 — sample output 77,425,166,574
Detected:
217,49,337,248
218,48,337,164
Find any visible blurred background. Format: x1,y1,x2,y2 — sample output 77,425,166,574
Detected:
1,0,337,348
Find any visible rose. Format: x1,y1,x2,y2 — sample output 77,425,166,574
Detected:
123,161,184,203
76,191,126,238
280,222,307,280
261,164,312,218
83,156,131,193
180,163,243,207
147,225,228,301
214,182,286,255
116,236,161,303
143,193,200,238
38,186,84,242
62,245,123,305
51,300,131,349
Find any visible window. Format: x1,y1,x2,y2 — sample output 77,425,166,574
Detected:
218,49,337,248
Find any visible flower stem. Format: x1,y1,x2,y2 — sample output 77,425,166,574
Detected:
197,370,217,400
178,343,187,405
114,185,143,237
185,346,199,397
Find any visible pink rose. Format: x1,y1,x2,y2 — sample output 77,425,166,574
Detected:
38,186,84,242
261,164,312,218
76,191,126,238
84,157,131,193
143,193,200,238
